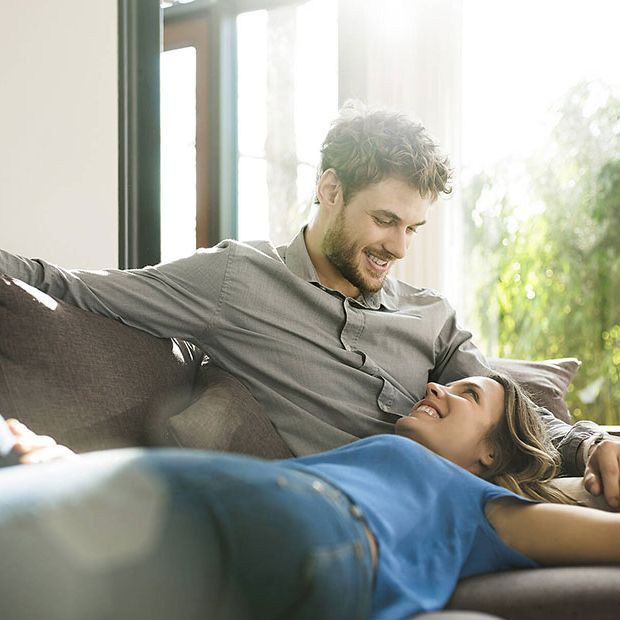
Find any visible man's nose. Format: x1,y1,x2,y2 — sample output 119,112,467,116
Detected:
384,229,409,260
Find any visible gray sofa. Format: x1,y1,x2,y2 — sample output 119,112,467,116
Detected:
1,274,619,619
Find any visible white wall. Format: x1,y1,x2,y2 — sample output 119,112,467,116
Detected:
0,0,118,269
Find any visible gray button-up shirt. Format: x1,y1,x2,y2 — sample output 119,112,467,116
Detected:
0,231,595,471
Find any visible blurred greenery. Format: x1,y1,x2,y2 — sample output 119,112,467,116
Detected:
464,82,620,424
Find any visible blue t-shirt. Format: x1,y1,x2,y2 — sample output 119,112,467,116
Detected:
290,435,537,620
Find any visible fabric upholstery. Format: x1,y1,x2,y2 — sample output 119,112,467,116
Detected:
0,276,200,451
448,567,620,620
487,357,581,423
167,365,293,458
549,476,611,511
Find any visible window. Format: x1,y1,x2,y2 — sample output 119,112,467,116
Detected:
160,0,337,257
236,0,338,245
160,12,210,262
461,0,620,424
160,47,197,262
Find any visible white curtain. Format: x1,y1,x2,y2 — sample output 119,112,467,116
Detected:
338,0,465,314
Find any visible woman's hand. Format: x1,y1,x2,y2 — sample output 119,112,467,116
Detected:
6,419,78,464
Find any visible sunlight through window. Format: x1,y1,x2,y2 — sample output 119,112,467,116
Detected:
237,0,338,245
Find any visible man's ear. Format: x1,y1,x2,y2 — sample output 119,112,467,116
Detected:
316,169,342,208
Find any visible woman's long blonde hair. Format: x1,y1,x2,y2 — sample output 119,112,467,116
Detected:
481,372,574,504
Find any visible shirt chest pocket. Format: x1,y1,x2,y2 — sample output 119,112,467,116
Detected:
377,378,417,418
356,351,417,418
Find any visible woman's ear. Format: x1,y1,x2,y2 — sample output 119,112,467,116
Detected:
316,169,342,208
467,448,495,476
480,449,495,470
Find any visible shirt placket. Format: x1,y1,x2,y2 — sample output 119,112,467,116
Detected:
340,298,412,418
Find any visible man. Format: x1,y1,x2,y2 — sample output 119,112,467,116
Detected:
1,103,618,507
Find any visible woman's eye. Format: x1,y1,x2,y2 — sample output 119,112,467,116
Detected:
466,388,480,403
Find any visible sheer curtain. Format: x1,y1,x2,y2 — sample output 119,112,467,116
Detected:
339,0,464,313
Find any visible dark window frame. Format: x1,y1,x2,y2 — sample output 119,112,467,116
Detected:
118,0,327,262
117,0,161,268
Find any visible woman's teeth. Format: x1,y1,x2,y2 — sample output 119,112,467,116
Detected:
414,404,440,419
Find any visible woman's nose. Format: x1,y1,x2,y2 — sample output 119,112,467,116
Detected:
425,382,446,398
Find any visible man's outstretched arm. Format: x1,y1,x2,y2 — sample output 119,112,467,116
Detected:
0,245,231,344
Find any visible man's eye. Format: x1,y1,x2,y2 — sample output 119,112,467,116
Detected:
406,226,418,235
373,217,391,226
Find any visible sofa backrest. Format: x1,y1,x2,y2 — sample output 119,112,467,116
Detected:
0,274,580,460
0,275,200,451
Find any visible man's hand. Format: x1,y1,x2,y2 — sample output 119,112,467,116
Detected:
583,436,620,510
6,419,78,464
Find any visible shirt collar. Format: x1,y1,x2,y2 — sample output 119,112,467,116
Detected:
278,228,399,312
278,228,321,283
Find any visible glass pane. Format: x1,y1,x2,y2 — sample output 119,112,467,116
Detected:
462,0,620,424
236,0,338,246
238,156,269,240
160,46,197,262
237,10,268,158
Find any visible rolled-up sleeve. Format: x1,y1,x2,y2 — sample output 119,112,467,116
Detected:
538,409,604,476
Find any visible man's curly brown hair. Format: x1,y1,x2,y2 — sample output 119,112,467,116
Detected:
315,101,453,205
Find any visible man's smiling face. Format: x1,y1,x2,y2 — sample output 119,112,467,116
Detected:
321,177,430,296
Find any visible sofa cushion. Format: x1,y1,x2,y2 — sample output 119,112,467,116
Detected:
448,566,620,620
487,357,580,423
548,476,611,511
167,365,293,459
0,276,201,452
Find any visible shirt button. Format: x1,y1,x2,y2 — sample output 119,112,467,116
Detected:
276,476,288,488
312,480,324,492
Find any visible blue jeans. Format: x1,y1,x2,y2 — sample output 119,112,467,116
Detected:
0,449,374,620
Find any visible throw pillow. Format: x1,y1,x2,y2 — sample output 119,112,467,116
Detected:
487,357,581,423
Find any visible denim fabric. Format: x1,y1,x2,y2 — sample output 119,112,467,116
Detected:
0,448,373,620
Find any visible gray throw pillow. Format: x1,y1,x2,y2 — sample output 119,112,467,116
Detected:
487,357,581,423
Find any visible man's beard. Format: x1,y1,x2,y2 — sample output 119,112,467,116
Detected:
321,210,389,295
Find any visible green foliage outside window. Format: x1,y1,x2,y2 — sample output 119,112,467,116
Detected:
464,82,620,424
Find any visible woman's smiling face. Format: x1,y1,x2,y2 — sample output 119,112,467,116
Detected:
395,377,505,475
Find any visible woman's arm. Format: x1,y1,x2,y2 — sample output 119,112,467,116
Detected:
486,496,620,565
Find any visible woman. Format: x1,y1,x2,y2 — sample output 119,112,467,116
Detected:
1,374,618,620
